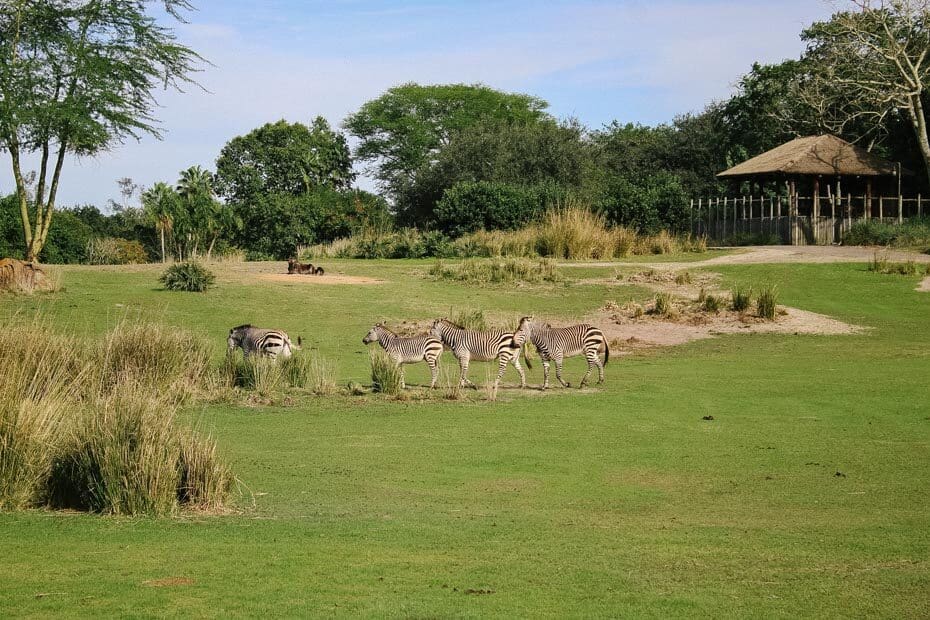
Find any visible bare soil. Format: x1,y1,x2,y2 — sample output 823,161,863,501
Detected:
259,273,384,285
918,277,930,292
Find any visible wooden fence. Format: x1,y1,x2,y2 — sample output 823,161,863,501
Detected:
690,194,926,245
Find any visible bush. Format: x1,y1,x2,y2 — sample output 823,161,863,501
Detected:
86,237,149,265
370,349,403,394
280,352,338,395
652,292,673,316
597,170,690,233
757,285,778,320
731,286,752,312
702,294,722,313
450,308,489,331
868,253,930,275
844,216,930,249
160,261,216,292
429,257,562,284
434,181,563,237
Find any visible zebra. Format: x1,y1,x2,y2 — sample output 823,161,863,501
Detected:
227,324,301,360
362,323,444,389
430,318,526,389
515,316,609,389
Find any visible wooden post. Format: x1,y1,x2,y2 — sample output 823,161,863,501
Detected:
733,197,738,236
898,194,903,224
769,196,774,219
813,178,821,220
866,180,873,220
847,193,852,225
879,195,884,220
919,194,923,217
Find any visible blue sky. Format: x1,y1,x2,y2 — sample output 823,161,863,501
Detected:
5,0,837,208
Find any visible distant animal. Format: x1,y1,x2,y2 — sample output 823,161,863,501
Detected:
362,323,444,389
430,318,525,389
514,316,608,389
287,258,323,275
227,324,301,359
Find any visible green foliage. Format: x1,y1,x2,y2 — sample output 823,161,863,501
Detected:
844,217,930,249
344,83,549,196
868,253,930,276
429,258,562,285
159,261,216,292
449,308,489,331
756,285,779,320
652,292,673,316
731,286,753,312
597,169,690,233
369,349,403,395
702,294,723,313
215,118,355,206
434,181,563,236
86,237,149,265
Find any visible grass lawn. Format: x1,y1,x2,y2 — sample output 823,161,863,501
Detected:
1,258,928,617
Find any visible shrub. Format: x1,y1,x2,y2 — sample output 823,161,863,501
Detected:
868,253,930,275
731,286,752,312
160,261,216,292
370,349,403,394
429,257,562,284
757,285,778,320
86,237,148,265
675,272,692,285
280,352,337,395
434,181,559,236
451,308,489,331
702,294,722,313
652,292,673,316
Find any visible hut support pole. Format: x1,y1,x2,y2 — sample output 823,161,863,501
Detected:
866,180,873,220
813,178,821,220
898,194,903,224
879,195,884,220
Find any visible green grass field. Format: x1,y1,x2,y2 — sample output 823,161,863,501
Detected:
1,257,928,617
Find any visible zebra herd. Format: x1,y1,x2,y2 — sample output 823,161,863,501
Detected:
228,317,609,391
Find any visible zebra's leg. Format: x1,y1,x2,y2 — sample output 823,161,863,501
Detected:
596,351,606,384
426,356,439,389
542,359,551,390
579,351,596,388
511,354,526,389
400,365,406,390
494,355,509,389
555,354,570,388
458,353,474,388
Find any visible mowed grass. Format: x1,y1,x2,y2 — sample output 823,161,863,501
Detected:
1,259,928,617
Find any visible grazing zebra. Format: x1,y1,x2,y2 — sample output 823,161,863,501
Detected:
227,324,301,359
515,316,609,389
430,318,526,389
362,323,444,389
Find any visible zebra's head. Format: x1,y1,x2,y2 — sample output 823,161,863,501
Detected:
362,323,387,345
430,319,449,340
515,316,536,344
227,324,252,352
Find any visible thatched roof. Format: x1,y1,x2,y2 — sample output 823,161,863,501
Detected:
717,135,899,178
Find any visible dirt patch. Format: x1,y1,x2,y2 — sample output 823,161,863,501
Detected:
918,276,930,292
0,258,55,293
590,298,862,352
259,273,384,285
142,577,195,587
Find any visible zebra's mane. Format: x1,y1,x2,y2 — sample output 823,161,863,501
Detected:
375,323,397,336
231,323,253,331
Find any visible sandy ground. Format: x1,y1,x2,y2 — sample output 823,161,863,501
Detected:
566,245,930,270
918,277,930,292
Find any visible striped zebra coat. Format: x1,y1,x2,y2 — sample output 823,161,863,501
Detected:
227,325,300,359
362,323,444,389
515,316,608,389
430,319,526,389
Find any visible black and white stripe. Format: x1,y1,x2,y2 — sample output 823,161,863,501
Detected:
430,318,526,388
227,324,299,359
515,316,608,389
362,323,444,389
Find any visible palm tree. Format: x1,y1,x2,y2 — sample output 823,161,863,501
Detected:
141,182,179,263
176,166,215,259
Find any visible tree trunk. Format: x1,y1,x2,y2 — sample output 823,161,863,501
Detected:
909,94,930,190
206,235,217,262
160,228,166,263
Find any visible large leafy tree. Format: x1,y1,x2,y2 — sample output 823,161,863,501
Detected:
344,83,550,198
214,117,354,205
0,0,201,262
800,0,930,182
141,182,178,263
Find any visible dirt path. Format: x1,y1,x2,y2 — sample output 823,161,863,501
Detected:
259,273,384,285
565,245,930,270
918,277,930,292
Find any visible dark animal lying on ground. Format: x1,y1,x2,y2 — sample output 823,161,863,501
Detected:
287,258,324,275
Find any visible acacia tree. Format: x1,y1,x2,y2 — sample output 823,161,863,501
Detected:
0,1,201,262
801,1,930,180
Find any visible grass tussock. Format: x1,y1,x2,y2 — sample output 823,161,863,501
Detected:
652,292,673,316
844,216,930,249
731,286,753,312
0,320,232,515
223,351,337,397
159,261,216,292
702,294,723,314
370,349,403,395
868,253,930,276
757,285,779,320
429,257,562,284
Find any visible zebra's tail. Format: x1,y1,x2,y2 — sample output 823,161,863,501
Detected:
296,335,303,349
603,339,610,366
522,343,533,370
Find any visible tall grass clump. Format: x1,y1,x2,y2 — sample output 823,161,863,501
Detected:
429,257,562,284
159,261,216,292
280,352,338,395
868,252,930,276
534,206,615,259
756,285,779,320
652,292,673,316
731,286,752,312
702,294,722,314
844,216,930,249
177,430,234,510
370,349,404,395
451,308,489,331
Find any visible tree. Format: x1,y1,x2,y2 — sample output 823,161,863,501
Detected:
214,118,354,205
344,83,550,198
0,1,201,262
142,182,179,263
172,166,237,261
800,1,930,182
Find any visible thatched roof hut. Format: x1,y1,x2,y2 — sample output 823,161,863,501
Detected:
717,134,899,179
